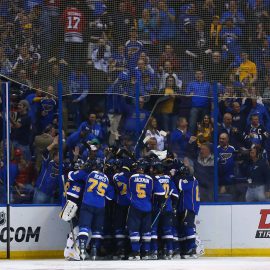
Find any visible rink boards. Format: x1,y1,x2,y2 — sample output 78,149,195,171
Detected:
0,204,270,258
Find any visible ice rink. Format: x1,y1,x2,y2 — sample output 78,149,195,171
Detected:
1,258,270,270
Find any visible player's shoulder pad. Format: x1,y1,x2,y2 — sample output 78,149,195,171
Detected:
145,174,153,180
131,173,139,178
68,170,79,181
181,179,188,184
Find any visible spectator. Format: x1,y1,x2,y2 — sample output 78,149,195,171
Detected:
138,8,158,46
139,52,155,74
217,133,236,192
157,75,180,132
145,117,166,151
16,69,33,98
142,136,168,160
78,113,103,142
91,38,112,73
0,46,12,76
96,107,110,143
10,99,32,161
218,112,242,149
246,98,270,128
186,70,211,134
12,45,34,76
170,117,197,159
125,28,144,72
111,45,127,71
230,101,251,133
158,60,182,91
33,124,55,172
245,144,270,202
220,17,242,57
81,138,104,162
220,0,245,25
68,67,89,127
238,52,257,84
196,114,213,147
156,0,176,46
243,114,269,148
133,58,156,96
205,51,233,83
209,15,222,51
112,1,134,44
158,44,180,72
33,135,60,204
60,0,86,67
121,96,150,136
37,85,57,133
12,148,36,203
66,125,93,161
193,142,214,201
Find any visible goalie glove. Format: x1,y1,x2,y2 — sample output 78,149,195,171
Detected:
60,200,78,222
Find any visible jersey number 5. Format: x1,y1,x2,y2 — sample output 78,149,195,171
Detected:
136,183,146,199
87,178,107,196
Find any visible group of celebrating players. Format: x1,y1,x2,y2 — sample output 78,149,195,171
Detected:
60,147,204,261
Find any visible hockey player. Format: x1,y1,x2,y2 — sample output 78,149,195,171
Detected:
77,161,115,260
127,159,165,260
62,179,85,261
173,163,201,258
101,158,121,259
112,158,133,259
60,159,92,260
150,160,179,260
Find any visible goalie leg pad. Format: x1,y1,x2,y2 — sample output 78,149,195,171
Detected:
60,200,78,222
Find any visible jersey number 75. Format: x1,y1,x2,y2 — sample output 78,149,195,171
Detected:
87,178,107,196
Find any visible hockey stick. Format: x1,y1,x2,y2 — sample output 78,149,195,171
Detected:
134,95,170,153
151,189,174,228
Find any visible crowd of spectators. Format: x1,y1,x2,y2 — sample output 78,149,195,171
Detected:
1,0,270,203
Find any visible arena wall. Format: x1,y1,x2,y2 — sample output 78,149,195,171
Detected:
0,205,269,259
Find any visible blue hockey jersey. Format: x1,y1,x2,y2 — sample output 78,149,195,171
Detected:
113,171,131,206
70,170,114,208
153,175,179,212
129,173,165,212
35,151,59,197
177,176,200,215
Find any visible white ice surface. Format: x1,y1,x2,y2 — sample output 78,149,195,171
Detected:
0,258,270,270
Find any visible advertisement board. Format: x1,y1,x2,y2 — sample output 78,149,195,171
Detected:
0,207,7,258
197,205,270,256
1,205,270,258
231,205,270,256
9,206,69,258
